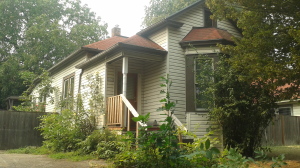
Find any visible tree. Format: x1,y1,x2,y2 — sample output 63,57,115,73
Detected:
0,0,108,109
143,0,198,27
198,55,277,157
206,0,300,98
203,0,300,156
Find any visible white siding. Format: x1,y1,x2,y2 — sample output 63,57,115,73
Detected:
186,112,222,148
218,20,242,38
143,59,167,125
80,63,106,128
45,55,87,112
148,28,168,50
165,4,205,124
186,112,211,137
293,103,300,116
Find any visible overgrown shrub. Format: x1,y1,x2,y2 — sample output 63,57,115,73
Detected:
38,109,96,152
78,129,126,159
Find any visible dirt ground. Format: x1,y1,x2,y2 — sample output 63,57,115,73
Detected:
0,151,108,168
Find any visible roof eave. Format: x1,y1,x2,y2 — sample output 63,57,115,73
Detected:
47,49,84,73
137,19,184,36
76,43,167,69
81,46,103,53
76,43,121,69
180,39,235,47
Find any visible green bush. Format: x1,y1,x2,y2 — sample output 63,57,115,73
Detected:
78,129,126,159
38,109,96,152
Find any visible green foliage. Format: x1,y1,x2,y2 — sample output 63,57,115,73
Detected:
13,70,58,112
48,151,96,161
6,146,51,155
143,0,198,27
206,0,300,99
78,129,126,159
198,55,277,157
181,139,220,167
113,75,205,167
38,109,96,152
0,0,108,109
83,72,105,115
217,148,254,168
254,150,287,168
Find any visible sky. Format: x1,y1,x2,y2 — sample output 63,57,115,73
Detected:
81,0,151,37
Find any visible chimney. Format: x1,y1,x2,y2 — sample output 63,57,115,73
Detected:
111,25,121,37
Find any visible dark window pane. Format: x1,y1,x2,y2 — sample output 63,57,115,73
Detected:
195,58,213,109
278,107,291,115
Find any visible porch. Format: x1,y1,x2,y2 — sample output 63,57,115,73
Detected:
104,48,166,131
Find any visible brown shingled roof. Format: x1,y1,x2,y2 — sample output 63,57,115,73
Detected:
182,27,233,42
121,35,165,51
83,36,127,50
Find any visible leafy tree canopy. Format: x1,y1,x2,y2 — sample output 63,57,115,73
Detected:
206,0,300,98
143,0,198,27
0,0,108,109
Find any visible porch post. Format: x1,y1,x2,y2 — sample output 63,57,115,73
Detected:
122,57,128,97
122,57,128,128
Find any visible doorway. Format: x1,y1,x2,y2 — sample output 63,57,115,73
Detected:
117,72,138,128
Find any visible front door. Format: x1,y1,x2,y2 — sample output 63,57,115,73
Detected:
117,72,138,128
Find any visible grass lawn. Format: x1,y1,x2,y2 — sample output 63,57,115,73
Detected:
267,145,300,160
253,145,300,168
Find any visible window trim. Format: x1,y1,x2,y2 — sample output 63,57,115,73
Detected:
194,57,214,111
62,72,75,99
186,54,218,112
204,8,217,28
276,106,293,116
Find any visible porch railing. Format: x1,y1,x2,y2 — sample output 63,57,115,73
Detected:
106,95,124,126
106,94,147,137
106,94,187,138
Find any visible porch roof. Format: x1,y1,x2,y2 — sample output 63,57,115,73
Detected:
76,35,167,69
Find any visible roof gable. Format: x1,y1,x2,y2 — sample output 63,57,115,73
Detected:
122,35,165,50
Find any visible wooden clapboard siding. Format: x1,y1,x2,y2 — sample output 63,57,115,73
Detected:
136,27,168,123
143,59,166,124
148,27,168,50
164,4,205,125
186,112,210,137
293,103,300,116
218,20,242,38
43,54,87,112
80,62,106,127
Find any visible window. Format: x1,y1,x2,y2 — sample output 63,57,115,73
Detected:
63,73,75,99
195,58,213,109
204,9,217,27
277,106,292,115
186,55,217,112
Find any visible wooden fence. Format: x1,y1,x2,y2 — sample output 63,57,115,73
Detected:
263,115,300,146
0,110,47,150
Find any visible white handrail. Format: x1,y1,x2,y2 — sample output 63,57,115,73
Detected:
172,115,188,131
164,111,188,131
120,94,147,127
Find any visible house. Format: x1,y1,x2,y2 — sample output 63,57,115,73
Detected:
274,84,300,116
30,0,242,138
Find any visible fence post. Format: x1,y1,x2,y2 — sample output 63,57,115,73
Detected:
281,115,285,145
